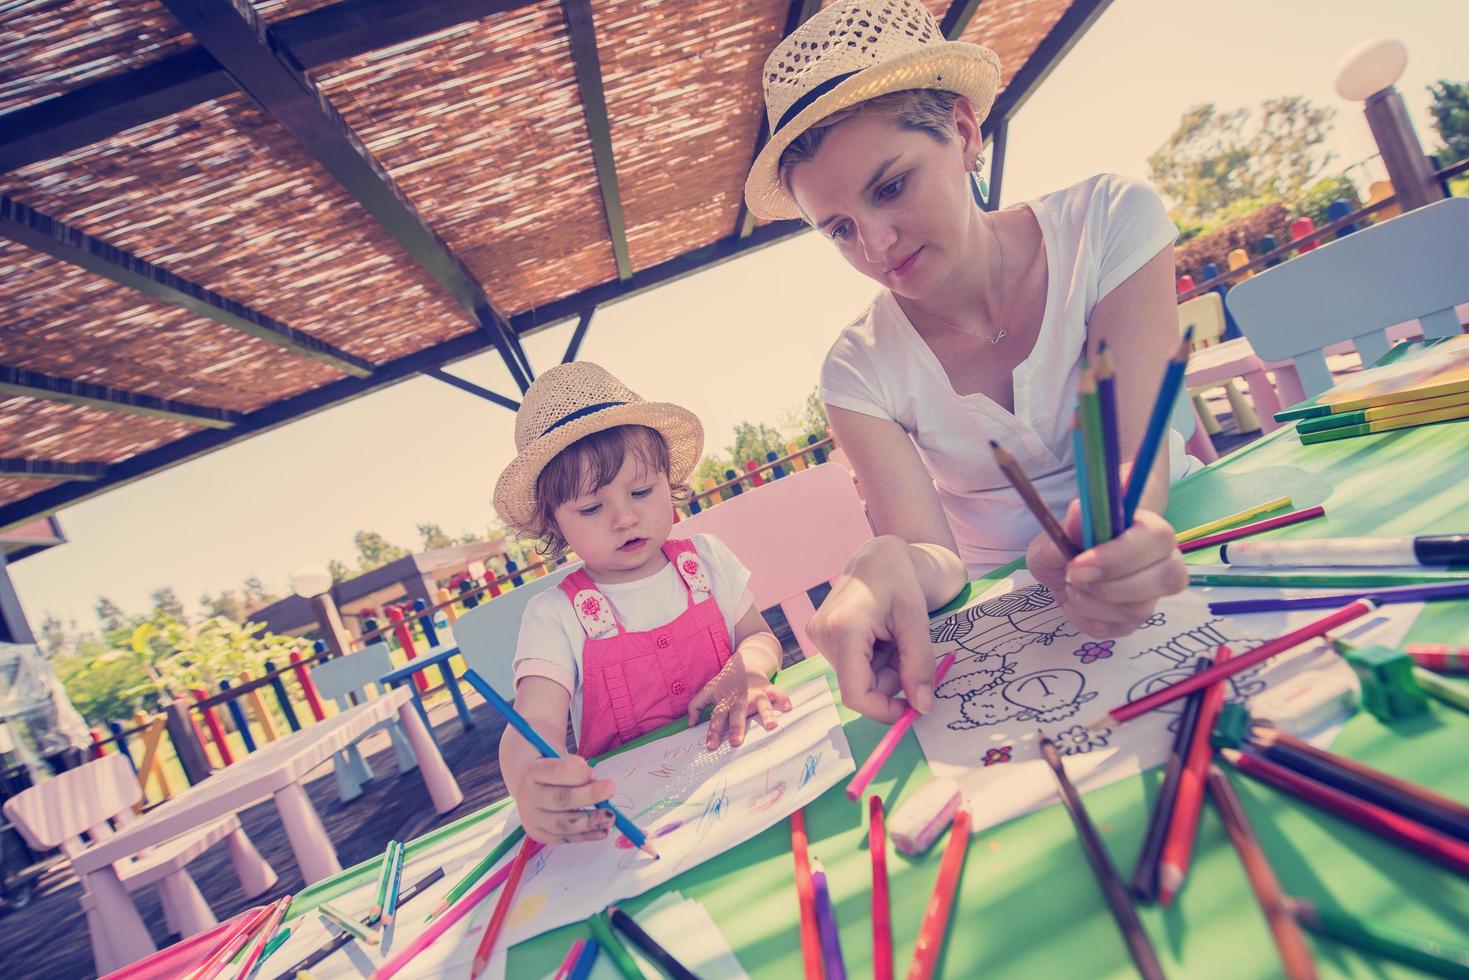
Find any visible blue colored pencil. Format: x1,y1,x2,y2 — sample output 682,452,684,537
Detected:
1122,330,1193,525
568,939,602,980
381,841,406,925
1095,346,1126,533
1071,410,1096,550
461,668,658,858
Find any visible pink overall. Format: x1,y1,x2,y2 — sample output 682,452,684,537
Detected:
561,538,734,759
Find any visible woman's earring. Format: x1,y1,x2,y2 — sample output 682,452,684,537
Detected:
968,154,989,207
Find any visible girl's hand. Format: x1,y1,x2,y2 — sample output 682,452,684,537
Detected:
515,756,618,845
688,651,793,750
1027,501,1188,638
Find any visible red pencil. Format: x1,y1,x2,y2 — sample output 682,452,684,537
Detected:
907,807,972,980
1089,599,1377,729
1178,505,1326,554
870,795,893,980
1221,748,1469,876
553,939,585,980
1406,643,1469,674
847,653,957,801
470,836,536,978
790,809,824,979
1159,646,1234,905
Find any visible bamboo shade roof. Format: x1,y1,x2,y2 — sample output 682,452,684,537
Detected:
0,0,1113,530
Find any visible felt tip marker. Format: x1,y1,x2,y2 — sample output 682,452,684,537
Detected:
1221,533,1469,568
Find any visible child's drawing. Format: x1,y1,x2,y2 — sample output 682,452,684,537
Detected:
798,753,822,788
748,771,786,813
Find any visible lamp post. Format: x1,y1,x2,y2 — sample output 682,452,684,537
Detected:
289,566,352,660
1334,37,1445,213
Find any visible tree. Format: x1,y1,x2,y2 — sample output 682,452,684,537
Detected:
354,530,410,570
150,586,186,622
241,575,275,609
417,522,456,551
199,590,250,623
1149,97,1335,222
327,559,353,582
95,596,127,633
1428,80,1469,164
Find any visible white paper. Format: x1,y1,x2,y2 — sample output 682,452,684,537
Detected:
912,573,1421,833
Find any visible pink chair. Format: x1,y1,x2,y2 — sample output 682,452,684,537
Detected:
1178,292,1283,436
2,754,276,975
678,463,873,658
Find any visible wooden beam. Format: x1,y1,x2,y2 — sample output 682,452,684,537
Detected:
561,0,631,281
0,0,539,172
562,308,594,363
939,0,985,40
0,365,242,428
987,0,1115,124
423,368,520,410
0,459,110,481
0,196,373,378
157,0,531,392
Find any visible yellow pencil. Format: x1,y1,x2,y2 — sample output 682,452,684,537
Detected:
1174,497,1292,543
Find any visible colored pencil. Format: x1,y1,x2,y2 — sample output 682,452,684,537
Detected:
462,668,656,858
846,652,957,800
369,847,539,980
379,841,406,926
190,902,274,980
1130,656,1212,901
368,839,397,924
1220,748,1469,876
1088,599,1377,729
810,858,847,980
1249,723,1469,841
1159,645,1234,905
609,905,697,980
907,806,971,980
1072,410,1097,550
870,795,893,980
1209,579,1469,615
273,868,442,980
470,836,536,979
1286,897,1469,978
1178,505,1326,554
567,939,602,980
1038,738,1164,980
1189,569,1462,588
1206,767,1318,980
1298,399,1469,444
249,926,291,978
232,894,293,980
588,910,646,980
1095,346,1126,533
1414,667,1469,713
790,809,824,980
1078,365,1114,543
991,440,1079,560
1407,642,1469,674
1295,390,1469,433
426,825,526,921
318,902,379,945
1174,497,1293,543
553,939,586,980
1122,329,1191,526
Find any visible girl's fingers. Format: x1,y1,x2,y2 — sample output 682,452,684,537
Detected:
687,684,715,725
768,686,794,712
750,692,777,730
706,703,730,749
1077,555,1189,604
727,692,750,746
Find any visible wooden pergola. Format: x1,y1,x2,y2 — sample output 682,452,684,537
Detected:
0,0,1114,541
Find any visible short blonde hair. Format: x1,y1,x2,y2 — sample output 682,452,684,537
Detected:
778,89,961,194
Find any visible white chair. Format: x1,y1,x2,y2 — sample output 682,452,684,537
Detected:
1227,197,1469,398
2,754,276,974
309,642,417,803
679,463,873,658
453,566,579,700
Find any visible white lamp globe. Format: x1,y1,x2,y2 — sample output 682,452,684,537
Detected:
1334,38,1408,101
289,566,333,598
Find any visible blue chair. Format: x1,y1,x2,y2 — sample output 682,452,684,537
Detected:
452,564,579,700
310,642,417,802
1226,197,1469,398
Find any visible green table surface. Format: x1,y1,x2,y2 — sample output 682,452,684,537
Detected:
295,419,1469,978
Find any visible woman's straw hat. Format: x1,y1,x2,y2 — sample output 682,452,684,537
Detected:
744,0,1001,222
493,362,703,532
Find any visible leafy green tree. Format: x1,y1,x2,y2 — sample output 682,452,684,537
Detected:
1428,80,1469,164
417,522,456,551
326,559,353,582
1149,97,1335,222
150,586,186,622
95,596,127,633
241,575,276,609
354,530,410,570
199,589,251,623
1290,175,1364,229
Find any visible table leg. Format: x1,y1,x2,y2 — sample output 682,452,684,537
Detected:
399,679,440,751
1243,368,1283,433
273,780,343,883
438,659,474,731
397,698,463,813
84,866,156,971
1270,363,1307,408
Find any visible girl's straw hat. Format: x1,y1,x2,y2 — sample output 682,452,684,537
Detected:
493,362,703,532
743,0,1001,222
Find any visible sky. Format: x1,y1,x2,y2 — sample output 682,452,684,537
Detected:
10,0,1469,636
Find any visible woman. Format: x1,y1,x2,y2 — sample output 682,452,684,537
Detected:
743,0,1190,723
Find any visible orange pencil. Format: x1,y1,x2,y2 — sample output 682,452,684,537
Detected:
1159,644,1234,905
870,795,893,980
907,806,971,980
791,809,824,979
470,836,536,979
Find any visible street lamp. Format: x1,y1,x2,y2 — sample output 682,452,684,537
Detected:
1334,38,1444,212
290,565,352,659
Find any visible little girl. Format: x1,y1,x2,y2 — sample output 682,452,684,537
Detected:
492,362,791,846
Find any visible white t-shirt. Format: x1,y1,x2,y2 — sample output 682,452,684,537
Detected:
513,533,756,744
820,173,1182,576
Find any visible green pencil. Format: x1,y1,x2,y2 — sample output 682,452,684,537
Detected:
368,839,397,924
1413,668,1469,713
588,910,647,980
1287,897,1469,978
1079,365,1113,543
1188,569,1468,588
425,825,526,921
